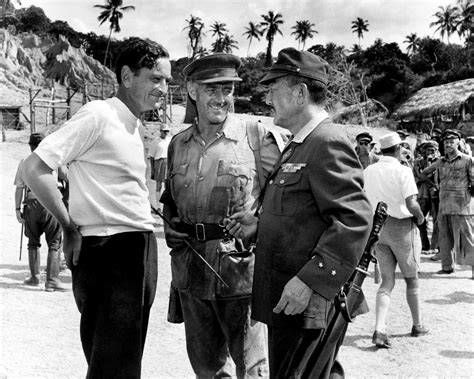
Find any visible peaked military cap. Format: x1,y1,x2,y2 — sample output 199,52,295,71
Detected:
356,132,373,143
441,129,461,140
396,129,409,137
260,47,329,86
183,53,242,83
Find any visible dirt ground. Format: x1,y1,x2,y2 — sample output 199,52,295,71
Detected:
1,125,473,378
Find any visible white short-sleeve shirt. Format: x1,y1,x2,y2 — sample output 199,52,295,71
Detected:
363,155,418,219
34,97,155,236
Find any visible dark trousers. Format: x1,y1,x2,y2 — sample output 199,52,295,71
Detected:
71,231,158,379
417,197,439,250
179,291,267,378
24,199,61,250
268,326,344,379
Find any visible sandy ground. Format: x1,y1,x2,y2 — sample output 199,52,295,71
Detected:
1,124,473,378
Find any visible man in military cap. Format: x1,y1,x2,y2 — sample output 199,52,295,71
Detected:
355,132,379,168
413,140,440,254
14,133,67,292
422,129,474,277
397,129,409,141
365,132,428,349
226,47,372,377
161,53,284,378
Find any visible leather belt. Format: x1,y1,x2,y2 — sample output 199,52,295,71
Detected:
176,222,230,241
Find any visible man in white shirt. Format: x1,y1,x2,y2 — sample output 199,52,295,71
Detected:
21,38,171,378
148,123,172,211
364,132,428,349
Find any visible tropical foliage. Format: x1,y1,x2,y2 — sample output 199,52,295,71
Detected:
291,20,317,50
93,0,135,67
259,10,284,66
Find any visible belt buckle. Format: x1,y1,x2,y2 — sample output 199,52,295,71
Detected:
195,223,206,241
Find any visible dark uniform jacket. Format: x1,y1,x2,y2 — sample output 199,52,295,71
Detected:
252,118,373,328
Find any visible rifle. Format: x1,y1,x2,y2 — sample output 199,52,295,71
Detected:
297,201,388,378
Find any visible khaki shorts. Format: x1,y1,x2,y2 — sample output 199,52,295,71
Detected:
153,158,168,183
375,216,421,279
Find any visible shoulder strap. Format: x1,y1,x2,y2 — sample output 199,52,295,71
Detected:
246,121,266,191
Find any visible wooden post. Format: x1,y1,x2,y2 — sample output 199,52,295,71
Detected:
83,84,88,105
169,87,173,123
29,88,33,131
51,82,56,125
31,103,36,133
66,87,71,120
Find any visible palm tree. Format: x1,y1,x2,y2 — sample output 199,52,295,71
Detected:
94,0,135,67
430,5,460,44
455,0,474,42
404,33,420,55
242,22,262,57
183,14,205,60
210,21,228,53
351,17,369,47
221,34,239,53
291,20,317,50
260,10,284,67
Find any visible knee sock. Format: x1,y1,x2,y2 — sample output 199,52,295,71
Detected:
406,280,422,326
375,288,391,333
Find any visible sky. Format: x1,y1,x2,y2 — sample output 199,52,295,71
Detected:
18,0,464,59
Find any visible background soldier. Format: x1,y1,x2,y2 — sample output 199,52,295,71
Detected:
14,132,67,292
355,132,379,168
422,129,474,277
148,123,172,212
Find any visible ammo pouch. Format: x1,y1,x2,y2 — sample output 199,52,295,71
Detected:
216,239,255,298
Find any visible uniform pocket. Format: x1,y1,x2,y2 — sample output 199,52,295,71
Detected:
170,163,190,207
267,172,302,216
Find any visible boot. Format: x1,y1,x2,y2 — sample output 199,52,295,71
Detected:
45,248,68,292
24,248,40,286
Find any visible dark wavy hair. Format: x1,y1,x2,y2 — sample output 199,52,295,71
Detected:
115,38,169,84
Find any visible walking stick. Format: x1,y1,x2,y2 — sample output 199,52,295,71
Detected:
19,222,24,261
151,205,229,288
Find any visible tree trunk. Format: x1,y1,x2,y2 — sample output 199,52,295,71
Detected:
103,27,113,68
265,37,273,67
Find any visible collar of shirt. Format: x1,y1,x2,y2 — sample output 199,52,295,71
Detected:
110,96,142,129
441,151,462,163
184,113,244,144
378,156,400,164
291,110,329,144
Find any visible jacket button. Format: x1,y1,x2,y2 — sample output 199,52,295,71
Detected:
279,179,285,184
331,270,336,276
269,180,273,184
318,262,324,269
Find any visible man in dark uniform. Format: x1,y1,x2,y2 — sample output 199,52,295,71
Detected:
226,48,372,378
14,133,67,292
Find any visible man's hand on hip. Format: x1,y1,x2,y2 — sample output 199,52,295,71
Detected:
273,276,313,315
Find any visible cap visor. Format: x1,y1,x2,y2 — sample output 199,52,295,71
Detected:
259,71,289,85
196,77,242,84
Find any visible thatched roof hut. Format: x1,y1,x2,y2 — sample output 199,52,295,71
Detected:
393,79,474,135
